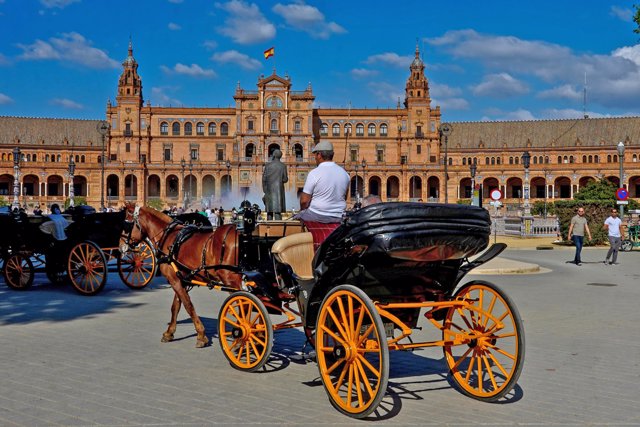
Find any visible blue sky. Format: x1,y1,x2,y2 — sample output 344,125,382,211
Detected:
1,0,640,122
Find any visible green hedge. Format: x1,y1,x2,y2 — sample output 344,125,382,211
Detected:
555,200,636,245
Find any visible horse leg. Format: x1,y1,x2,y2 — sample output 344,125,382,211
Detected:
163,267,209,348
161,293,181,343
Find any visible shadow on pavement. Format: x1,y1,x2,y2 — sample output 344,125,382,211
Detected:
0,273,162,325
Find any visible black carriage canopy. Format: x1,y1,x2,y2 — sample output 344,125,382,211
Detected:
316,202,491,264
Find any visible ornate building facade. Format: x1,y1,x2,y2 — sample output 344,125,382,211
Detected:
1,43,639,211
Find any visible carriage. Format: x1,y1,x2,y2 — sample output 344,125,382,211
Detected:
1,206,156,295
129,202,524,418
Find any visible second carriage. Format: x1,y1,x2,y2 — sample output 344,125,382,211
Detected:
1,205,156,295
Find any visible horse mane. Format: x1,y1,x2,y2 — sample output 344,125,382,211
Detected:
141,205,172,225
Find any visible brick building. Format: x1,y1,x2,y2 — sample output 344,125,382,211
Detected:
1,43,638,211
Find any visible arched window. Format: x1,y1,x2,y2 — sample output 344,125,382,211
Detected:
160,122,169,135
270,118,278,133
345,123,352,136
81,155,85,163
220,122,229,136
56,154,61,162
594,155,599,163
208,122,217,135
172,122,180,136
633,154,638,162
588,155,593,163
448,157,453,166
533,156,538,164
515,157,519,165
582,155,587,163
613,154,618,163
45,154,50,162
485,157,490,165
294,143,303,160
490,157,495,165
196,122,204,135
496,157,501,165
509,157,513,164
245,143,255,159
332,124,340,136
368,123,376,136
184,122,193,135
462,157,467,166
569,156,574,164
607,154,612,163
320,123,328,136
557,156,562,164
356,123,364,136
380,123,388,136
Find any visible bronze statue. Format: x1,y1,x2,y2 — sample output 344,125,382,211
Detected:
262,149,288,220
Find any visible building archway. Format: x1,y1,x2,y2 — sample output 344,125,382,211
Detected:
506,177,522,199
125,174,137,199
554,176,571,198
72,175,87,197
350,176,364,200
629,175,640,197
482,177,499,199
409,176,422,200
166,174,179,199
47,175,64,196
386,176,400,200
427,176,440,200
148,175,161,198
368,176,381,196
202,175,215,198
267,143,280,159
459,177,472,199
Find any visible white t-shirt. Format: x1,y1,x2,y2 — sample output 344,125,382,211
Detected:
303,161,350,218
604,216,622,237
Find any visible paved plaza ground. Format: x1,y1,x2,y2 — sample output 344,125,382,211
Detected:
1,244,639,426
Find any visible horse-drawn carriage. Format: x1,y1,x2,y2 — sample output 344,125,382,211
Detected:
128,202,524,418
1,206,156,295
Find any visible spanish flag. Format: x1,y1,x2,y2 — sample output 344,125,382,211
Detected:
263,47,275,59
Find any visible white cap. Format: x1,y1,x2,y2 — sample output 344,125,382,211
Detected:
312,140,334,152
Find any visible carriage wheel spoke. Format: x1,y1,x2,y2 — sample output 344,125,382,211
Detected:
336,296,351,341
326,305,350,341
487,350,509,378
355,358,375,398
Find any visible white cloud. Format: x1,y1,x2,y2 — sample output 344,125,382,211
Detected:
365,52,413,68
427,29,640,109
216,0,275,44
542,108,608,119
203,40,218,50
211,50,261,70
40,0,80,8
537,84,582,101
161,63,216,78
481,108,535,121
430,83,462,98
350,68,378,79
610,5,633,22
0,53,10,66
168,22,181,31
150,86,182,106
367,81,404,106
17,32,119,69
0,93,13,104
434,97,469,111
472,73,529,98
50,98,83,109
272,2,345,39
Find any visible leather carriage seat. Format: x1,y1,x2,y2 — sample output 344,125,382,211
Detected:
271,232,315,280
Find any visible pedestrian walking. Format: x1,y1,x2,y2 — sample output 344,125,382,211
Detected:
604,208,625,265
567,207,591,266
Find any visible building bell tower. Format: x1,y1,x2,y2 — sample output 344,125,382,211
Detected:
116,40,143,107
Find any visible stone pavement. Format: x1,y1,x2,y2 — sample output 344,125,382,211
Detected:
1,247,639,426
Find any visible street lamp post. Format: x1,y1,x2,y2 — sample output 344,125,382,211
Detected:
12,146,21,211
470,159,477,204
522,151,531,217
439,123,453,204
97,121,109,210
188,157,193,208
361,158,367,197
225,159,231,196
68,155,76,208
180,157,186,208
617,141,625,219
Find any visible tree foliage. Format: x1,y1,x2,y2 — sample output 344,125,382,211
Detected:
634,4,640,35
573,179,618,201
146,198,165,211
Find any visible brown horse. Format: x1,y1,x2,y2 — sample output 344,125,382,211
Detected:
124,203,241,347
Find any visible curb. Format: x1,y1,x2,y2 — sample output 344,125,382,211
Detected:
473,257,542,275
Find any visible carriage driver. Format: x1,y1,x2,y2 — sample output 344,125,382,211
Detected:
296,140,350,223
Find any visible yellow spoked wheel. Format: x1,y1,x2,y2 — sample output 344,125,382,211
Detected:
67,241,108,296
316,285,389,419
3,254,34,290
218,291,273,372
118,239,156,289
443,280,525,401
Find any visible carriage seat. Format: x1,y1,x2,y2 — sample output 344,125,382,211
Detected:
271,232,314,280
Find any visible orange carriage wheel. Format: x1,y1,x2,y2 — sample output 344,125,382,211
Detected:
218,291,273,372
3,254,34,290
443,280,525,401
117,239,156,289
67,241,108,296
315,285,389,419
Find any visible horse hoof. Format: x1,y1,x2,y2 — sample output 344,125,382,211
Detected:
161,334,174,343
196,338,209,348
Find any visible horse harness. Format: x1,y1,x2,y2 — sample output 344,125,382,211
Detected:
127,207,239,289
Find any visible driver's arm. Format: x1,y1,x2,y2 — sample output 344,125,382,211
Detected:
300,192,312,210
